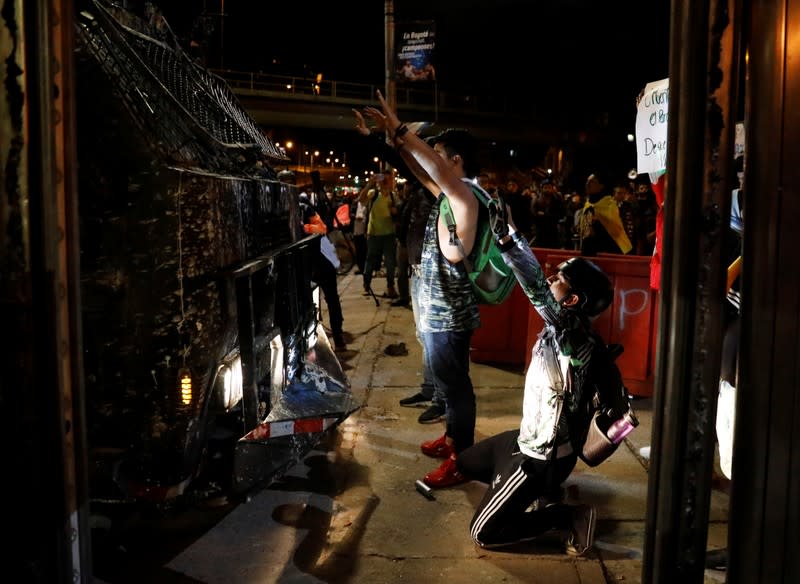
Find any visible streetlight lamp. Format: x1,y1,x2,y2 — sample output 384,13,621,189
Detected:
283,140,294,171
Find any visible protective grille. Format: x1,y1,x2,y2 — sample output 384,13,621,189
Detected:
76,0,287,172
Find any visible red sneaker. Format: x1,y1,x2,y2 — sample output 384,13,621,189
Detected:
420,433,453,458
423,454,468,488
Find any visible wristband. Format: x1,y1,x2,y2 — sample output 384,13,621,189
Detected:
393,124,409,140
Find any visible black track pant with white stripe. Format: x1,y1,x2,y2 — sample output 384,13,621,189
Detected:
456,429,577,548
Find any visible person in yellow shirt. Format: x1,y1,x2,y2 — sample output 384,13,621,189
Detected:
358,172,399,298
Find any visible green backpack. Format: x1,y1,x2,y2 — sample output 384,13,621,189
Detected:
439,180,518,305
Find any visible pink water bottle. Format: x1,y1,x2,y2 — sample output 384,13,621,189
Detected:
606,411,638,444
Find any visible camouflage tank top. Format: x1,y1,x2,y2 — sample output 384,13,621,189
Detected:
417,194,481,333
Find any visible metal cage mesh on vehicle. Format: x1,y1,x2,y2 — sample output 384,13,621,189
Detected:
75,0,287,173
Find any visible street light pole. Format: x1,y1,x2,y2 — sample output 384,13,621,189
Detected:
384,0,396,174
385,1,396,108
219,0,225,68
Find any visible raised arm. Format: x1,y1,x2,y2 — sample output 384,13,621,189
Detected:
368,90,479,260
396,147,437,194
371,92,473,209
352,108,408,175
358,174,378,205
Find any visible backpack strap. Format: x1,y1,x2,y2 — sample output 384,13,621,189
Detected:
440,179,493,273
439,194,475,274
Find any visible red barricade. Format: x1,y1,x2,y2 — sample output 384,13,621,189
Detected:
470,248,557,367
470,284,530,366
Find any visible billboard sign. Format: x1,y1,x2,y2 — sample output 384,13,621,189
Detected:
395,21,436,83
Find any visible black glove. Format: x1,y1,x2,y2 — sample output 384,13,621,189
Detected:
488,198,510,239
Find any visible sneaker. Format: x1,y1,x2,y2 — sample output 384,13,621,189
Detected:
565,504,597,557
399,392,429,407
705,548,728,570
382,288,399,299
332,334,347,351
420,433,453,458
390,297,409,307
423,454,467,488
418,403,445,424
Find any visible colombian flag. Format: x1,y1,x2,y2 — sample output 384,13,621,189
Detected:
582,196,633,255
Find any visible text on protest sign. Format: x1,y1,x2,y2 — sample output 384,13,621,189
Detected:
636,78,669,175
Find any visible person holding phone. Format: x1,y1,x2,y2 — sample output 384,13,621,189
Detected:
357,171,399,299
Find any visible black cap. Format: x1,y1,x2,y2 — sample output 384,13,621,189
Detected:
557,257,613,316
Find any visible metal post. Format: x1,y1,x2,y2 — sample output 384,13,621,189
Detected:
383,0,396,173
384,0,396,110
219,0,225,68
643,0,738,581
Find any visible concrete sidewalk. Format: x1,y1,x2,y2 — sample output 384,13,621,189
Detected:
168,270,730,584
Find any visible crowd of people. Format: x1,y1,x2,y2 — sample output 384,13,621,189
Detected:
334,141,661,315
475,170,659,257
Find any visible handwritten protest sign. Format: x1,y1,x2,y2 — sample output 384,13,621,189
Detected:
636,78,669,174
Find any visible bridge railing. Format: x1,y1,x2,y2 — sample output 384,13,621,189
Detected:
210,69,531,117
211,69,374,101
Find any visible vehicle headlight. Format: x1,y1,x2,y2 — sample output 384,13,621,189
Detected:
220,357,243,411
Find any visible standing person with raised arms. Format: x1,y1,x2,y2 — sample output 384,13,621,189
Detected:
360,91,481,487
352,108,445,423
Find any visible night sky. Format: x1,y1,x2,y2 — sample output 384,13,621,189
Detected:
165,1,669,107
157,1,671,179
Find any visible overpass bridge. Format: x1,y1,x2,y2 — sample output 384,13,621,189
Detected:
212,70,633,185
214,69,578,146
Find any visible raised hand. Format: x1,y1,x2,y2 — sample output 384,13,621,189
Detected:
488,198,509,239
361,105,389,133
352,108,371,136
488,198,517,239
375,90,402,132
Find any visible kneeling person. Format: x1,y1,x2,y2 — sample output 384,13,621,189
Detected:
455,215,614,556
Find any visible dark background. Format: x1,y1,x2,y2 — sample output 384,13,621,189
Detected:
166,1,669,112
154,1,671,183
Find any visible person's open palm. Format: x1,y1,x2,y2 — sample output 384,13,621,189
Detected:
375,90,401,131
361,106,389,133
352,109,371,136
